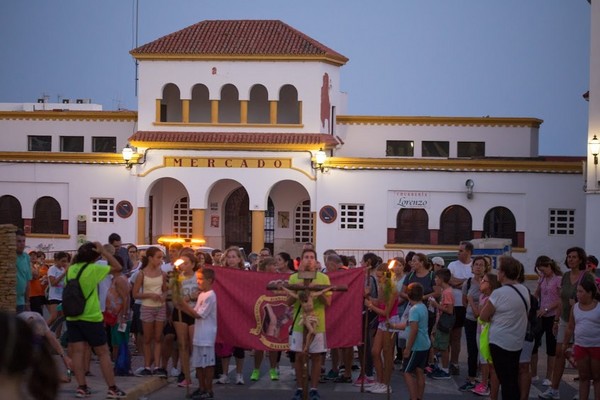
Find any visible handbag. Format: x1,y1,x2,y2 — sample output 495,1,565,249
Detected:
479,319,492,364
103,311,118,327
437,311,456,333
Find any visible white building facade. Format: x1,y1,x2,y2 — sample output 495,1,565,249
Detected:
0,19,591,271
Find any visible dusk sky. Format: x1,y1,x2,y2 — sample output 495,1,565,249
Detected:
0,1,591,156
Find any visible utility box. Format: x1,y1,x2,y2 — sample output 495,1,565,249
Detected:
471,238,512,269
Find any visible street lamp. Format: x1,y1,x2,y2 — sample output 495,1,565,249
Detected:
122,144,134,169
312,148,327,172
590,135,600,166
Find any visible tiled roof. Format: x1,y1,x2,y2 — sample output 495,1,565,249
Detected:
129,131,339,150
130,20,348,65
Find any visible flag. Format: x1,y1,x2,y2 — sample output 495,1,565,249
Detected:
212,267,365,351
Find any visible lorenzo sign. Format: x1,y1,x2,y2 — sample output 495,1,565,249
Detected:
389,190,431,210
165,156,292,169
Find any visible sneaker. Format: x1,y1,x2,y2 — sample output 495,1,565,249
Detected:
449,363,460,376
170,367,181,377
291,388,303,400
269,368,279,381
532,375,540,382
250,369,260,381
216,374,230,384
177,372,185,383
368,383,391,394
539,388,560,399
309,388,321,400
75,386,91,398
459,380,477,392
199,392,214,399
236,373,245,385
431,369,451,380
334,375,353,383
106,386,126,399
133,366,146,375
353,375,376,387
153,367,168,377
472,383,490,396
394,357,402,365
541,378,552,386
190,388,203,399
134,368,152,377
325,369,339,380
178,379,191,388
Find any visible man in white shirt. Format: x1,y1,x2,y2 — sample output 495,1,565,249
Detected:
446,241,473,375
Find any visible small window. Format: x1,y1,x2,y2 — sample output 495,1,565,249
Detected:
92,198,114,223
549,209,575,235
92,137,117,153
340,204,364,230
458,141,485,157
422,141,449,157
386,140,414,157
294,200,313,243
60,136,84,152
28,135,51,151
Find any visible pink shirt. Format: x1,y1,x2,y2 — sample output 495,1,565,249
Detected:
538,274,561,317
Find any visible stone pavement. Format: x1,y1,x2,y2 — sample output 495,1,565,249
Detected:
56,351,168,400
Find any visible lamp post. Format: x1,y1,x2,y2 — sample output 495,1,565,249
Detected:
590,134,600,166
122,144,134,169
312,148,327,172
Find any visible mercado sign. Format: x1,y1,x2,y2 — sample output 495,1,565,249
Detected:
165,156,292,169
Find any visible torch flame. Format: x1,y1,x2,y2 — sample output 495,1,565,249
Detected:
174,259,184,269
388,259,396,270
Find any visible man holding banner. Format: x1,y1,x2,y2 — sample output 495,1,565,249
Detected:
287,249,332,400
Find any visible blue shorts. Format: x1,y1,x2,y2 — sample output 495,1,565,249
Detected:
403,349,429,373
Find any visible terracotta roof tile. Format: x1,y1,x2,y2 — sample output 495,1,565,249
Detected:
130,20,348,65
129,131,338,149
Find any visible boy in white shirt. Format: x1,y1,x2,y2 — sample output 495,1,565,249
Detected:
190,268,217,400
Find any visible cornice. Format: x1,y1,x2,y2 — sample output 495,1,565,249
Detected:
0,111,138,122
131,53,347,66
323,157,582,174
336,115,543,128
0,152,141,165
128,141,325,152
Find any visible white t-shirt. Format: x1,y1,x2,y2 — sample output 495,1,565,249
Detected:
193,289,217,346
488,284,529,351
448,259,473,307
573,301,600,347
47,265,66,301
96,259,112,312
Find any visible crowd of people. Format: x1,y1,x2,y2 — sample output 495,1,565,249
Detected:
4,229,600,400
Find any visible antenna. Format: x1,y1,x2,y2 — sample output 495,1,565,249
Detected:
132,0,139,97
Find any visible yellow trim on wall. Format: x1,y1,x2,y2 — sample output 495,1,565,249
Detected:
182,100,190,123
323,157,582,173
336,115,543,128
151,122,304,128
0,152,141,164
0,110,137,122
129,141,324,152
131,53,348,66
240,100,248,124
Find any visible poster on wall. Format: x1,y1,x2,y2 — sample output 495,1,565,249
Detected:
388,191,431,212
210,215,220,228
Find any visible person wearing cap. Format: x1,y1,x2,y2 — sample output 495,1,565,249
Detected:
431,257,445,272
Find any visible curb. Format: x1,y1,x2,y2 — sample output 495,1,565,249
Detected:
125,377,169,400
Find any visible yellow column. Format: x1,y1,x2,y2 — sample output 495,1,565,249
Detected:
155,100,161,122
251,210,265,254
270,101,277,124
137,207,146,244
211,100,219,123
182,99,190,123
240,100,248,124
192,209,205,240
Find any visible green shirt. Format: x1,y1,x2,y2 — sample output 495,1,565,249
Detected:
288,271,331,334
16,252,32,306
65,261,110,322
559,270,595,321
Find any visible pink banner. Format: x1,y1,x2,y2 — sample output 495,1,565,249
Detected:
212,267,365,351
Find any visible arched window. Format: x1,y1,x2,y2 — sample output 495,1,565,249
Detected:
219,84,240,123
190,84,211,122
173,197,192,239
483,206,517,246
248,84,269,123
439,205,472,245
278,85,300,124
294,200,313,243
32,196,62,234
160,83,182,122
395,208,429,244
0,195,23,229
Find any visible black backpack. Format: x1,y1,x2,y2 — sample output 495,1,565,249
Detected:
62,262,92,317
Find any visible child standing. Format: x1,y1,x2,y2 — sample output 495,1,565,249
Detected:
428,268,454,379
190,268,218,400
562,279,600,400
390,282,431,400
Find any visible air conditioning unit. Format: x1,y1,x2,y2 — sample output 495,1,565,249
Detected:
37,98,45,103
76,99,83,104
62,99,70,104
